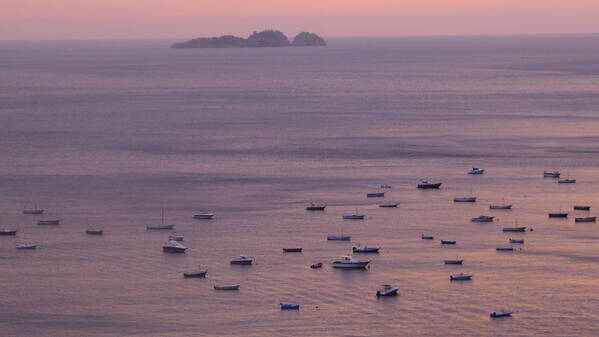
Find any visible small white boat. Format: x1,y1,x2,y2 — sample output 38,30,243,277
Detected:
496,246,514,251
490,204,512,210
575,216,597,223
472,215,494,222
146,224,174,230
558,179,576,184
193,213,215,219
168,233,184,241
380,184,392,189
16,244,37,249
467,167,485,175
509,238,524,244
379,202,399,208
444,259,463,264
327,235,351,241
162,240,187,253
490,310,513,318
230,255,254,265
544,170,560,178
454,196,476,202
342,214,365,220
352,246,380,253
37,220,60,226
376,284,399,297
366,192,384,198
450,273,472,281
332,256,370,269
421,234,434,240
214,284,240,290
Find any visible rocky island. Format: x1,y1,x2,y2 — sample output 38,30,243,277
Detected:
171,30,326,48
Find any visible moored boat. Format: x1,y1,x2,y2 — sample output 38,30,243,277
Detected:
366,192,384,198
230,255,254,265
467,167,485,175
417,180,442,189
183,267,208,278
472,215,494,222
380,184,392,189
490,204,512,210
85,229,103,235
0,230,17,236
214,284,240,290
421,234,434,240
342,214,364,220
376,284,399,297
444,259,463,264
327,235,351,241
548,212,568,218
352,246,380,253
310,262,323,269
332,256,370,269
454,196,476,202
168,233,184,241
490,310,513,318
441,240,456,245
544,170,560,178
509,238,524,244
37,219,59,226
379,202,399,208
496,246,514,251
193,213,215,219
575,216,597,223
574,205,591,211
558,179,576,184
23,209,44,215
450,273,472,281
502,227,526,232
306,203,326,211
162,241,187,253
280,303,300,310
16,244,37,249
282,247,302,253
146,224,174,230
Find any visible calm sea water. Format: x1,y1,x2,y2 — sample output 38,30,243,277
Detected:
2,35,599,336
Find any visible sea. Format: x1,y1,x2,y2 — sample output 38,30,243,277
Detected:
1,35,599,336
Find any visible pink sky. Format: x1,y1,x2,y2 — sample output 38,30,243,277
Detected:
2,0,599,40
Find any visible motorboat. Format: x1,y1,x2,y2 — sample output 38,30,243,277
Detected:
454,197,476,202
441,240,456,245
162,241,187,253
380,184,392,189
490,204,512,210
418,180,442,189
16,244,37,249
193,213,215,219
544,170,560,178
490,310,513,318
421,234,434,240
376,284,399,297
352,246,380,253
496,246,514,251
367,192,384,198
230,255,254,265
444,259,463,264
574,205,591,211
509,238,524,244
575,216,597,223
342,214,365,220
280,303,300,310
327,235,351,241
306,203,326,211
379,203,399,208
502,227,526,232
23,209,44,215
85,229,103,235
558,179,576,184
548,212,568,218
168,233,184,241
310,262,323,269
467,167,485,175
471,215,494,222
183,267,208,278
146,224,174,230
0,230,17,236
37,220,59,226
282,248,302,252
332,256,370,269
450,273,472,281
214,284,240,290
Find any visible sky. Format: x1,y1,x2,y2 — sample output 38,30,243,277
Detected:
2,0,599,40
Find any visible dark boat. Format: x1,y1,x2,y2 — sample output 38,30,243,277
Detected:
310,262,323,269
183,270,207,278
490,310,513,318
352,246,380,253
282,248,302,253
574,205,591,211
366,192,384,198
280,303,300,310
0,230,17,236
23,209,44,215
575,216,597,223
509,238,524,244
306,203,326,211
502,227,526,232
327,235,351,241
444,259,463,264
441,240,456,245
85,229,103,235
548,212,568,218
417,180,442,189
37,220,60,226
421,234,434,240
162,241,187,253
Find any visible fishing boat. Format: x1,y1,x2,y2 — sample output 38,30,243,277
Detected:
444,259,463,264
352,246,380,253
168,233,184,241
193,213,215,219
342,214,365,220
496,246,514,251
471,215,494,222
421,234,434,240
454,196,476,202
23,209,44,215
0,230,17,236
467,167,485,175
332,256,370,269
490,204,512,210
558,179,576,184
146,224,174,230
450,273,472,281
327,235,351,241
310,262,323,269
306,203,326,211
162,241,187,253
418,180,442,189
544,170,560,178
230,255,254,265
441,240,457,245
16,244,37,249
509,238,524,244
214,284,240,290
85,229,103,235
380,184,392,189
376,284,399,297
502,227,526,232
379,202,398,208
490,310,513,318
575,216,597,223
37,219,59,226
366,192,384,198
183,267,208,278
280,303,300,310
574,205,591,211
548,212,568,218
282,247,302,253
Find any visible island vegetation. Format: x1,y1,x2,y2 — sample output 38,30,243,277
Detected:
171,30,326,48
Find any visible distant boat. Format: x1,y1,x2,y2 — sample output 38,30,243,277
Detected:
467,167,485,175
379,202,398,208
230,255,254,265
509,238,524,244
214,284,240,290
146,224,174,230
376,284,399,297
575,216,597,223
282,247,302,253
380,184,392,189
548,212,568,218
574,205,591,211
310,262,323,269
558,179,576,184
496,246,514,251
193,213,215,219
342,214,364,220
490,204,512,210
327,235,351,241
444,259,463,265
544,170,560,178
280,303,300,310
16,244,37,249
352,246,380,253
502,227,526,232
450,273,472,281
183,267,207,278
454,197,476,202
37,220,59,226
490,310,513,318
0,230,17,236
23,209,44,215
418,180,442,189
367,192,385,198
471,215,494,222
162,241,187,253
332,256,370,269
306,203,326,211
85,229,103,235
168,233,184,241
441,240,456,245
421,234,434,240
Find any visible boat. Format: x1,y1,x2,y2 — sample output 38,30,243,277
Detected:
193,213,215,219
421,234,434,240
509,238,524,244
502,227,526,232
146,224,174,230
490,310,513,318
16,244,37,249
332,256,370,269
230,255,254,265
548,212,568,218
450,273,472,281
0,230,17,236
441,240,456,245
367,192,384,198
444,259,463,264
380,184,392,189
467,167,485,175
471,215,494,222
183,267,208,278
168,233,184,241
490,204,512,210
496,246,514,251
454,197,476,202
306,203,326,211
575,216,597,223
37,219,59,226
162,241,187,253
310,262,323,269
574,205,591,211
418,180,442,189
352,246,380,253
282,247,302,253
23,209,44,215
327,235,351,241
379,202,398,208
342,214,364,220
85,229,103,235
280,303,300,310
558,179,576,184
376,284,400,297
214,284,240,290
544,170,560,178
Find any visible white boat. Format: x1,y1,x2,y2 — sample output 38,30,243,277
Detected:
332,256,370,269
558,179,576,184
352,246,380,253
342,214,365,220
379,202,398,208
450,273,472,281
16,244,37,249
230,255,254,265
376,284,399,297
467,167,485,175
327,235,351,241
444,259,463,264
490,204,512,210
509,238,524,244
146,224,174,230
168,233,184,241
496,246,514,251
490,310,513,318
214,284,240,290
193,213,215,219
544,170,560,178
454,196,476,202
162,240,187,253
471,215,494,222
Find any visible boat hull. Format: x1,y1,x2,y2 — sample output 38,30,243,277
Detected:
472,217,494,222
352,247,380,253
214,284,240,290
146,225,174,230
574,206,591,211
548,213,568,218
192,214,214,219
379,203,398,208
183,271,207,278
418,183,442,189
575,217,597,223
342,215,364,220
496,247,514,251
282,248,302,253
306,206,326,211
0,230,17,236
454,197,476,202
490,205,512,210
441,240,456,245
230,260,253,265
490,311,513,318
450,274,472,281
280,304,300,310
162,246,187,253
23,210,44,215
327,235,351,241
86,230,103,235
509,239,524,244
16,244,37,249
502,227,526,232
444,260,463,264
332,261,370,269
421,235,434,240
366,193,384,198
310,263,323,269
376,287,399,297
37,220,60,226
